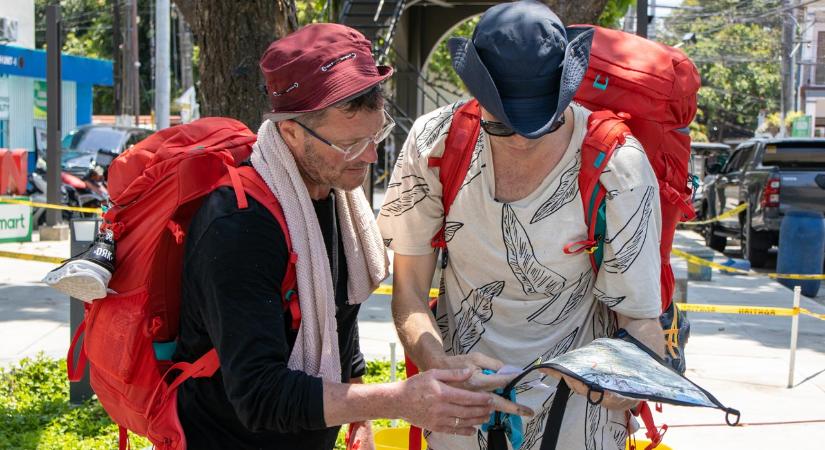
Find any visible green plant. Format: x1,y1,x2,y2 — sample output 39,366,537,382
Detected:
0,354,150,450
1,354,412,450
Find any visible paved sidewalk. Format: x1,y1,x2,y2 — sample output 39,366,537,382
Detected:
663,230,825,450
2,228,824,449
0,232,70,366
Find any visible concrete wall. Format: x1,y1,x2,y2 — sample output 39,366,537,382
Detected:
0,0,35,49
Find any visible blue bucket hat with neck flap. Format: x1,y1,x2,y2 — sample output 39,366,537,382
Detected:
448,0,595,139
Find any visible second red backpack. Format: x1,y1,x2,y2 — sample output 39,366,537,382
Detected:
420,26,701,450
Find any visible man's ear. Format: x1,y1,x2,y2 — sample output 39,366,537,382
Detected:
277,121,303,150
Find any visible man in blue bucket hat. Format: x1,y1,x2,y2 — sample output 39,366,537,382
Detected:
379,1,666,448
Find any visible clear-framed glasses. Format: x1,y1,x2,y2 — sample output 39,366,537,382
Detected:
293,110,396,161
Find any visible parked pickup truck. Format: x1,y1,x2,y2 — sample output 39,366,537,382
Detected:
690,142,731,219
701,137,825,267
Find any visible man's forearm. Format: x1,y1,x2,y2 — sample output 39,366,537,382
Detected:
393,292,447,370
391,253,447,371
322,381,400,427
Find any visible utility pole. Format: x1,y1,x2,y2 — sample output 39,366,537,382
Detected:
45,4,62,228
113,0,122,117
781,0,795,135
176,4,194,91
122,0,130,123
649,0,656,40
129,0,140,126
637,0,648,38
155,0,170,130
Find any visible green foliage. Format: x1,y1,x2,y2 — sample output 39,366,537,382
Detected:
1,355,415,450
663,0,781,141
296,0,333,25
599,0,635,28
425,17,479,96
0,354,150,449
756,110,805,136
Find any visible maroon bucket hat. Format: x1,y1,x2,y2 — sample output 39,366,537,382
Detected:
260,23,393,121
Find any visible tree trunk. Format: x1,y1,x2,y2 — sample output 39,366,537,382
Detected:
173,0,298,129
543,0,611,24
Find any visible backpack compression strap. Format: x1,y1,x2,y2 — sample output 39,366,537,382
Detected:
427,100,482,254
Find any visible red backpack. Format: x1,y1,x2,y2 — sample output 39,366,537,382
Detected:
409,26,700,450
66,118,300,450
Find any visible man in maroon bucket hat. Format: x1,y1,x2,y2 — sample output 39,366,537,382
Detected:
171,23,531,450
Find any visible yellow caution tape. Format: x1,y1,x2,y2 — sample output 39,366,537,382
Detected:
3,250,820,321
677,303,825,321
374,284,439,298
0,197,102,215
677,303,797,317
0,250,64,264
682,202,749,226
672,248,825,280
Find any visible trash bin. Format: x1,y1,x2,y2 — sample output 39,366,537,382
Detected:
687,248,715,281
778,210,825,298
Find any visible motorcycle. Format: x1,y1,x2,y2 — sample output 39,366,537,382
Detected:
29,152,110,226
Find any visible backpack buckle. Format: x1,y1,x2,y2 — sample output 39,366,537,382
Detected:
563,239,599,255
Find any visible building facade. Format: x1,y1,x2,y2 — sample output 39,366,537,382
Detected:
800,1,825,136
0,0,112,154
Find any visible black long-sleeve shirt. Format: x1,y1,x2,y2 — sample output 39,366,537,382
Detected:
174,187,365,450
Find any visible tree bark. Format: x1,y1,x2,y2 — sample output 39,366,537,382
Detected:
543,0,611,25
173,0,298,129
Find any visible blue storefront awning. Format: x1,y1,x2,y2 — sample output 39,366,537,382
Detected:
0,45,112,86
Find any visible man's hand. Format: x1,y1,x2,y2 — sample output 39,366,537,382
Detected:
393,368,534,436
538,368,639,411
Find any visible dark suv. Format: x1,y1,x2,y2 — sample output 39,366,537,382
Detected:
701,137,825,267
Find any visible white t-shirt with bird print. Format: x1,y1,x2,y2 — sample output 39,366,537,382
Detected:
377,101,663,450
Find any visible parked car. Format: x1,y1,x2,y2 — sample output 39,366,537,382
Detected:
60,125,152,178
690,142,731,218
702,137,825,267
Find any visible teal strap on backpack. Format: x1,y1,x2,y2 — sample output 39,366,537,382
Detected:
588,187,607,270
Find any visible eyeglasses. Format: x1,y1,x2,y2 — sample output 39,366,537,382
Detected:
293,110,396,161
480,114,566,137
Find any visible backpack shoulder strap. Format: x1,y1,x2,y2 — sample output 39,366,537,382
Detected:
564,110,631,272
235,166,301,331
427,100,482,249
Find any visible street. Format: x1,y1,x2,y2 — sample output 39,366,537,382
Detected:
2,227,824,449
